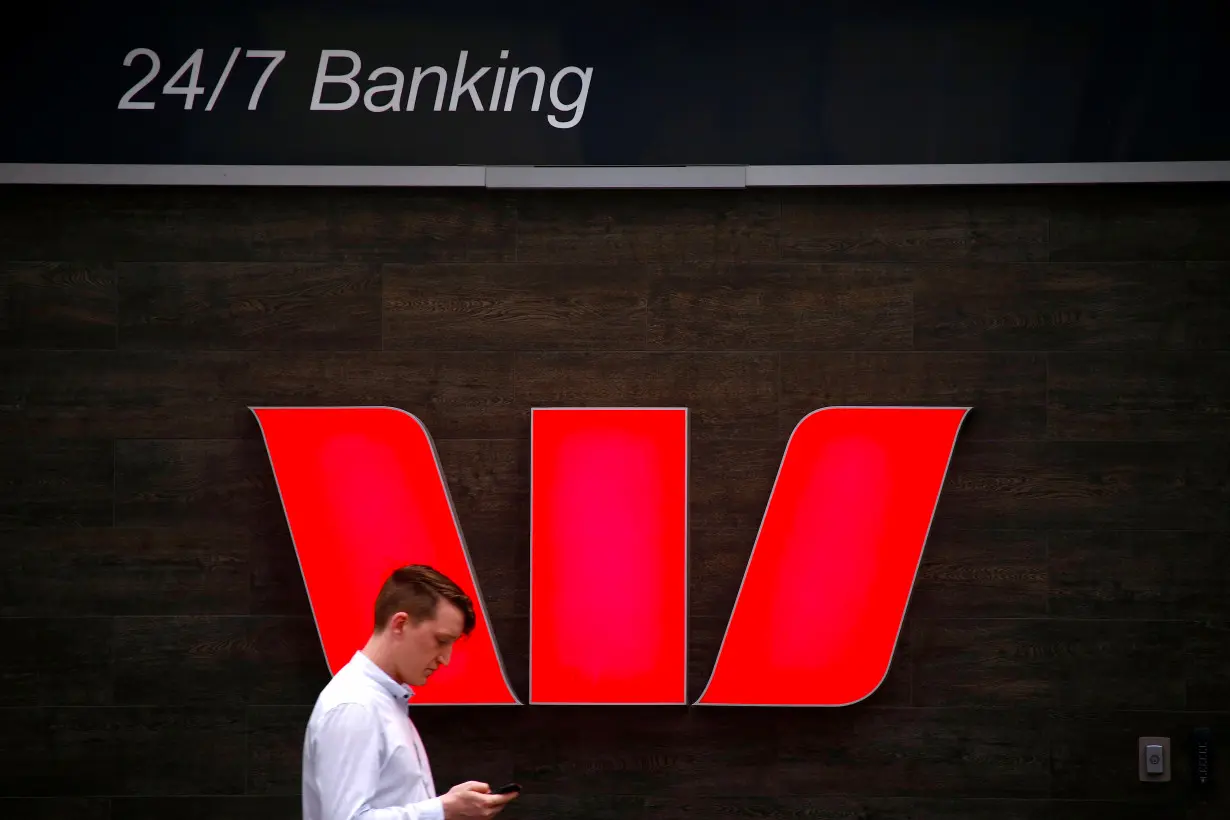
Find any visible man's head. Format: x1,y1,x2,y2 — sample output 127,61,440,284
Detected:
370,564,476,687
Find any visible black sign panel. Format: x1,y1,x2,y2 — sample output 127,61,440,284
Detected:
2,0,1228,170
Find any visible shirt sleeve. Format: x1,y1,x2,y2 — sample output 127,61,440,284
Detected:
310,703,446,820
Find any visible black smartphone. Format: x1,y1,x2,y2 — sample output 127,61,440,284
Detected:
493,783,522,795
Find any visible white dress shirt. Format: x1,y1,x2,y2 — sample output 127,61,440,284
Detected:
303,651,444,820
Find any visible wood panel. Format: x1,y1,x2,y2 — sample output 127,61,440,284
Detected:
0,798,111,820
515,352,779,439
0,187,518,264
779,350,1047,439
117,262,382,350
911,619,1220,710
1047,352,1230,440
329,191,518,263
1047,184,1230,262
0,439,112,526
514,190,779,263
1187,262,1230,349
507,706,1050,797
384,263,648,350
941,441,1230,530
2,181,1227,817
1048,530,1229,620
0,261,116,349
3,349,518,440
0,618,114,706
913,262,1208,350
0,707,247,797
779,188,973,262
109,797,300,820
910,527,1049,618
3,527,252,617
648,262,912,350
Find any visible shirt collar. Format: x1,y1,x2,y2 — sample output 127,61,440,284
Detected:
352,650,416,704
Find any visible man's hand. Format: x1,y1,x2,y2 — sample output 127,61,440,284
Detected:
440,781,517,819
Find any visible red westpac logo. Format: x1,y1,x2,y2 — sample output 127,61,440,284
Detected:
251,405,968,707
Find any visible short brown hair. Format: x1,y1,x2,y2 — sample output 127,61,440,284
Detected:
373,564,476,636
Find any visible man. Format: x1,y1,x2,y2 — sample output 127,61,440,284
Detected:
303,564,519,820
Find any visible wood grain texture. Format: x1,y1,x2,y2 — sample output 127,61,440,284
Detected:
1049,530,1230,620
118,263,381,350
941,441,1230,530
688,437,784,530
0,187,327,263
110,796,299,820
385,263,648,350
1,261,116,349
686,528,756,621
648,263,912,350
434,438,527,619
912,619,1202,710
6,349,517,439
0,187,518,264
110,617,251,706
515,352,779,439
114,439,279,528
910,528,1048,618
0,707,247,797
330,191,517,263
1187,261,1230,349
509,706,1050,797
779,189,973,261
515,191,779,263
1048,352,1230,440
914,261,1210,351
1047,184,1230,262
0,798,111,820
245,706,313,796
489,617,528,699
504,795,1161,820
0,439,112,526
967,191,1050,263
109,616,328,707
247,524,312,618
0,618,114,706
3,527,250,617
2,182,1228,816
780,350,1047,439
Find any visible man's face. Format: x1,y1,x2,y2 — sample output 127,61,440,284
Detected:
390,599,466,687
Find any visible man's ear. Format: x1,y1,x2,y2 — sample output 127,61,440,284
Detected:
387,611,409,635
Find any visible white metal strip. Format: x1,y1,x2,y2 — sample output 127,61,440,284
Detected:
2,161,1229,188
485,165,747,188
746,161,1230,186
0,163,486,186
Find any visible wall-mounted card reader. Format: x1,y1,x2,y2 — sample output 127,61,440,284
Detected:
1192,727,1212,790
1145,744,1164,774
1138,736,1170,782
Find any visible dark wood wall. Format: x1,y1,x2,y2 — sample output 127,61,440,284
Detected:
2,182,1228,820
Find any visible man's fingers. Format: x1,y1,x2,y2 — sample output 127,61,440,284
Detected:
452,780,489,793
480,793,515,816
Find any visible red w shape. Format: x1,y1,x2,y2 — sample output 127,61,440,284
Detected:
253,405,967,707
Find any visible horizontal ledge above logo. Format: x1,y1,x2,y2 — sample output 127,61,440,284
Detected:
4,161,1230,188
